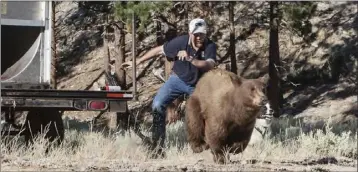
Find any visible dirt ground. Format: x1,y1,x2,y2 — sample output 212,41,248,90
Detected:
1,158,357,171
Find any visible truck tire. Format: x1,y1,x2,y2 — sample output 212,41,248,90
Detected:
24,109,64,146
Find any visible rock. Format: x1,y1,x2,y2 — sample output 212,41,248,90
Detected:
180,166,188,172
316,157,338,164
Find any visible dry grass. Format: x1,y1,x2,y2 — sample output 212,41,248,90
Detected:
1,117,357,171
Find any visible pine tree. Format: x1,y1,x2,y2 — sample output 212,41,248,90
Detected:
268,1,281,118
282,2,317,43
114,2,172,33
229,1,237,74
267,1,317,117
112,1,171,88
51,1,59,89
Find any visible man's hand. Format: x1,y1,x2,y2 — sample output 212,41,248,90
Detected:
177,50,194,62
177,50,188,61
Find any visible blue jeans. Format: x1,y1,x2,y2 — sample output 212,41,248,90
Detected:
150,74,195,152
152,74,195,114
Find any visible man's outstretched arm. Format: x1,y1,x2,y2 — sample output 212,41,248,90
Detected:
122,35,186,69
136,45,164,65
121,45,163,68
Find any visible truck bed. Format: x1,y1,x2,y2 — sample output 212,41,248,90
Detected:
1,88,133,112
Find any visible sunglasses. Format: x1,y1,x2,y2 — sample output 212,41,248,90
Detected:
193,33,206,37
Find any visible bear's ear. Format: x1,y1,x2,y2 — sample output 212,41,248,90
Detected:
231,75,243,86
259,74,270,84
237,76,245,84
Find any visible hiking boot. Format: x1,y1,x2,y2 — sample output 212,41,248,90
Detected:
148,110,166,159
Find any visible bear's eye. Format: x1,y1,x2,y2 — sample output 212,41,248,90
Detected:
251,87,255,92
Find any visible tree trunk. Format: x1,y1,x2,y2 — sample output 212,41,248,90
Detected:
164,61,172,80
156,16,163,46
114,22,126,90
229,1,237,74
164,8,178,80
103,16,111,75
268,1,283,118
184,2,189,33
51,2,57,89
156,16,172,81
114,22,129,133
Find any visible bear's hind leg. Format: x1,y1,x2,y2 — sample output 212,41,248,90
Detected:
185,95,206,153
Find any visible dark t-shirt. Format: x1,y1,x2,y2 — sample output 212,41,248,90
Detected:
162,34,217,86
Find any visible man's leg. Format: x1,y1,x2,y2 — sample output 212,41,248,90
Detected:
150,75,187,157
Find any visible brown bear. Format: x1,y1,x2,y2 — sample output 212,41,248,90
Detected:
185,68,270,164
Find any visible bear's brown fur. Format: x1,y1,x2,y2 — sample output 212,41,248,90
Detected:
185,68,270,164
165,97,184,125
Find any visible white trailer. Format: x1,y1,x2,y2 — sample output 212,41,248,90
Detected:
1,1,133,145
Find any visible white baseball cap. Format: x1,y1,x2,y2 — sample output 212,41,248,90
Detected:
189,18,207,34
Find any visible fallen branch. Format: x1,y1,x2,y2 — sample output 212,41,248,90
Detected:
84,71,105,90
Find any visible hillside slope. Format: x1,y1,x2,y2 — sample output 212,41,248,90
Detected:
1,2,357,171
55,2,357,127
